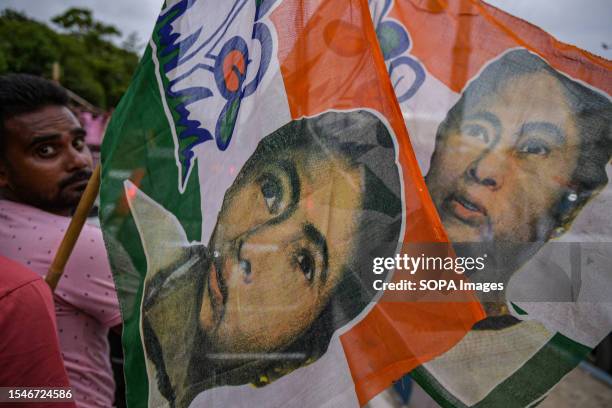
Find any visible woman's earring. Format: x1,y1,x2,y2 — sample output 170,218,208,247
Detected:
552,226,566,238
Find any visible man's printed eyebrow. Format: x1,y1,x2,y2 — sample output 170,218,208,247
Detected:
465,111,502,139
519,122,566,144
303,222,329,283
270,160,301,223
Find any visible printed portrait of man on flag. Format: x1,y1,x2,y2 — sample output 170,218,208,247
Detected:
126,110,404,408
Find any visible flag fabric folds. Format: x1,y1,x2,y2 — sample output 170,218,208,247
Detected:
100,0,484,407
100,0,612,407
369,0,612,406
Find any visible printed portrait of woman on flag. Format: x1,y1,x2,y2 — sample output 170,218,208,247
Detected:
426,48,612,319
419,48,612,405
126,110,404,407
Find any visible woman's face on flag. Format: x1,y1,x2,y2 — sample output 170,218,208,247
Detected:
426,70,580,243
198,148,363,356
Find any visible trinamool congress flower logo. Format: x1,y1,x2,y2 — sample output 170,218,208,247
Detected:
152,0,278,192
369,0,425,102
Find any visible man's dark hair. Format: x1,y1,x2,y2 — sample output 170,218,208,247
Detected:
434,49,612,234
0,73,70,156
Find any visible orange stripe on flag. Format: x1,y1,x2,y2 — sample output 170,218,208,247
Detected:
341,300,484,404
391,0,612,93
272,0,485,404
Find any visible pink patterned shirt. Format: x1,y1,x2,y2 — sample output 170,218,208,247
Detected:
0,199,122,407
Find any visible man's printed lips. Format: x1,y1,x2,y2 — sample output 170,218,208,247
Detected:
444,193,488,226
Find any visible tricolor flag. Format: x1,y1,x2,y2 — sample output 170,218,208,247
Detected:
369,0,612,406
100,0,483,407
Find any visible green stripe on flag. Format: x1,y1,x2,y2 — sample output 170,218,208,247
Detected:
411,332,591,408
411,366,468,408
473,333,591,407
101,43,203,408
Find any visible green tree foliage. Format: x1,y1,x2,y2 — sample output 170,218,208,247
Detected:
0,8,139,109
52,8,121,40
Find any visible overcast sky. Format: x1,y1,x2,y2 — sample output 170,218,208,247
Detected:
1,0,611,58
1,0,163,50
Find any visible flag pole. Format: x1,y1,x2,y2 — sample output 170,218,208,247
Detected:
46,164,101,291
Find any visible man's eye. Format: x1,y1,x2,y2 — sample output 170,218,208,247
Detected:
517,139,550,156
260,175,283,214
461,124,489,143
73,138,85,150
296,250,315,282
36,145,56,158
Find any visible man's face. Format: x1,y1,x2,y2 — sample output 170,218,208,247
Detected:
199,148,363,357
426,71,580,242
0,105,93,216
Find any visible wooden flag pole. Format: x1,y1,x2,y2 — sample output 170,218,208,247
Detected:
46,164,101,291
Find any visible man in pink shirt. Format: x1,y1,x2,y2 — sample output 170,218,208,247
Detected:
0,74,122,407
